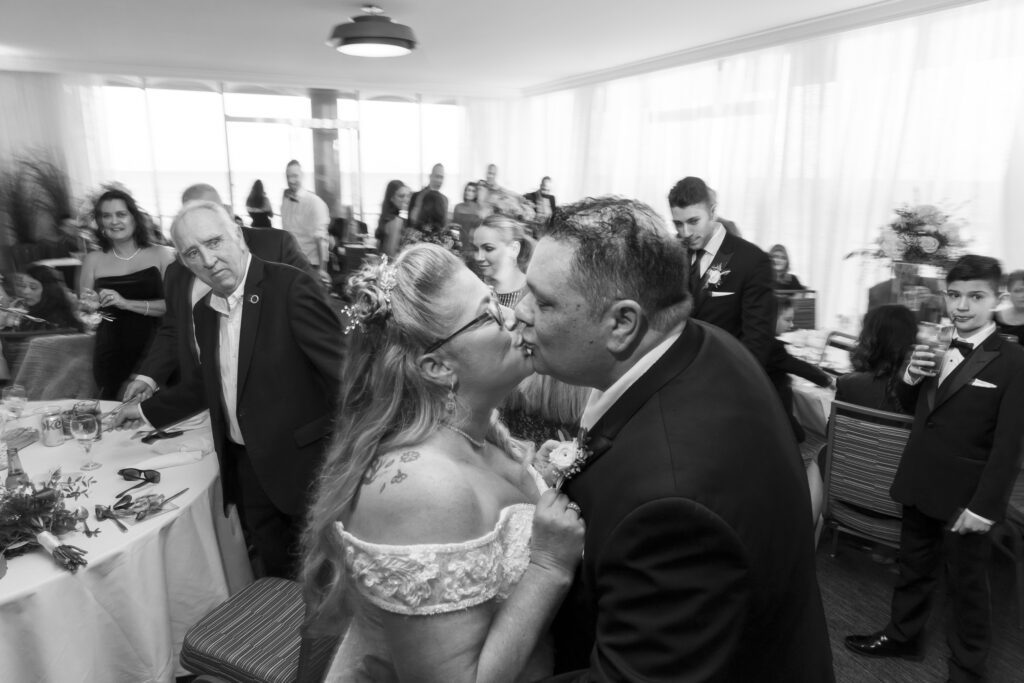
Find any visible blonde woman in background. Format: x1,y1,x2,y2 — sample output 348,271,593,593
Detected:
472,215,533,308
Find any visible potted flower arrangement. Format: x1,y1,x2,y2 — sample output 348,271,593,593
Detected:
873,204,968,319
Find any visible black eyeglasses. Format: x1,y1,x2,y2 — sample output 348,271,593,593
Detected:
425,290,505,353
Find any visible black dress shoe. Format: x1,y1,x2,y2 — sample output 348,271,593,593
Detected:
844,632,923,661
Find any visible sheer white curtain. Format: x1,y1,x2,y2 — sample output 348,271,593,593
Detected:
465,0,1024,326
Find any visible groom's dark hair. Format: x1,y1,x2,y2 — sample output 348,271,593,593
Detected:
547,196,690,330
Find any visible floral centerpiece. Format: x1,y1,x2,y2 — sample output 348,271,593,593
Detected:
0,470,92,576
875,203,967,268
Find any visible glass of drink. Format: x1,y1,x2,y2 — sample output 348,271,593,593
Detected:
2,385,27,420
74,400,103,441
917,322,953,373
70,413,101,471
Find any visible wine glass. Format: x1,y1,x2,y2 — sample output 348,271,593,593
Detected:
70,414,102,471
2,385,27,421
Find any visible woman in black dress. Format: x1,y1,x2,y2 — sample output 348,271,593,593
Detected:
769,244,804,290
245,179,273,228
79,189,175,399
836,304,918,413
3,265,83,332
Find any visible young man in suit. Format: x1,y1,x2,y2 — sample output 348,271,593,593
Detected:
524,176,557,228
122,184,312,401
846,255,1024,682
114,201,343,578
669,176,775,365
515,197,833,682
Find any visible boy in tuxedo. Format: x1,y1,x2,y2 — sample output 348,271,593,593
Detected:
845,255,1024,682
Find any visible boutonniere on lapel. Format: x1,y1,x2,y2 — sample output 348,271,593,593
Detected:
704,264,731,290
249,294,260,305
540,428,593,489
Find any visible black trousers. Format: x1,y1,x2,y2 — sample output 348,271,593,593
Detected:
223,440,304,580
885,504,993,682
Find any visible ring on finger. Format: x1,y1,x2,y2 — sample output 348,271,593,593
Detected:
566,501,581,515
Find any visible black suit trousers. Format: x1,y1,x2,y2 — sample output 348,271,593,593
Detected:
224,440,304,580
886,505,992,682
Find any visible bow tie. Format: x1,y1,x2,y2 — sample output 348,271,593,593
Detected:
949,338,974,356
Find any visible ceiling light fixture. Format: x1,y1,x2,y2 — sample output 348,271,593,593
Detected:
327,5,416,58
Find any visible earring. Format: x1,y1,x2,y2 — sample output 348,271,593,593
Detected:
445,377,457,413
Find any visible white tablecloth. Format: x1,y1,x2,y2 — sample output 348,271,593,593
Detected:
0,400,254,682
791,377,835,437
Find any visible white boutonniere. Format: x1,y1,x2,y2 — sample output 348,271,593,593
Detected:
704,264,731,289
538,429,593,489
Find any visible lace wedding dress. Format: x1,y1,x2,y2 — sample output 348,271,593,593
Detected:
324,472,551,682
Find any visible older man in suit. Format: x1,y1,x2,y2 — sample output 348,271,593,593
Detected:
115,201,342,578
669,176,774,366
515,197,833,682
122,184,312,401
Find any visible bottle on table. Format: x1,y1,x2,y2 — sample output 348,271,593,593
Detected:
5,447,31,489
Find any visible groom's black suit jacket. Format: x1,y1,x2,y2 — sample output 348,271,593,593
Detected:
546,320,834,682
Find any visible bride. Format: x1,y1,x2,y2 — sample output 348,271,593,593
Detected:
302,243,584,682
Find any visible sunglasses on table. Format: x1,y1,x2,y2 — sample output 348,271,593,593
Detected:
118,468,161,483
425,290,507,353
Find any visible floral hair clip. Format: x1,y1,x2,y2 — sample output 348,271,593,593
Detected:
376,255,398,303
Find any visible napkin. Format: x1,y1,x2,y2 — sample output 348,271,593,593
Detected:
132,436,213,470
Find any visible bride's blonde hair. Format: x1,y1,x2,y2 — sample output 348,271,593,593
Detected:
301,243,524,632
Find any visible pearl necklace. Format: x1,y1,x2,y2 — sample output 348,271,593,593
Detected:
112,246,142,261
442,423,486,449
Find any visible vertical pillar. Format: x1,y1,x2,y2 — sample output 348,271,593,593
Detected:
310,89,340,218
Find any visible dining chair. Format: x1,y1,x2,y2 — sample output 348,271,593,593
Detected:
821,400,913,558
180,577,340,683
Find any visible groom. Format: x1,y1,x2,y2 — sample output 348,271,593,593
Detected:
515,197,833,681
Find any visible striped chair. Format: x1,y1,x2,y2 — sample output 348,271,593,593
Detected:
821,400,913,557
180,577,339,683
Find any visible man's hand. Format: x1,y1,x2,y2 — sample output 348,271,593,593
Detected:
122,380,154,402
108,402,144,431
950,509,992,535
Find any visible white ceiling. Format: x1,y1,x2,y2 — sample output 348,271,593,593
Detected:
0,0,976,98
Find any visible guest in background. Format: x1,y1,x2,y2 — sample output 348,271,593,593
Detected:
836,304,917,413
452,181,483,232
400,190,459,254
245,179,273,228
80,188,174,400
481,162,499,190
996,269,1024,344
1,265,83,332
472,215,533,307
524,176,557,230
670,176,775,366
281,160,330,280
408,163,447,226
846,255,1024,682
375,179,409,259
769,244,805,290
121,183,312,402
766,296,833,445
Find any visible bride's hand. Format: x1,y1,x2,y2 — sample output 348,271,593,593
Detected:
530,489,585,578
532,439,561,487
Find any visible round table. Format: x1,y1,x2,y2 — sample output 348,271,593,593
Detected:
0,400,253,682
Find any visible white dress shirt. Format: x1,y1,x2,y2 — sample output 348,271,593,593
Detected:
207,255,252,445
691,223,727,279
579,325,685,431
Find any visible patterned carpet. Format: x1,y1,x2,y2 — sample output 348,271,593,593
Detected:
819,533,1024,682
